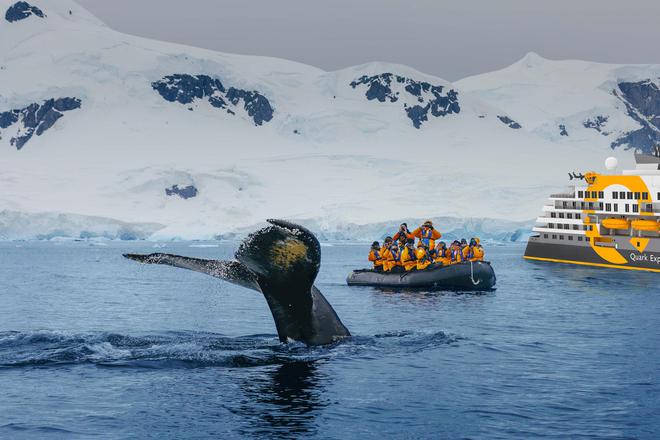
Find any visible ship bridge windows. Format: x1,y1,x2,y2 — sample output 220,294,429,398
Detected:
627,192,633,199
620,191,626,199
634,192,641,199
613,192,618,199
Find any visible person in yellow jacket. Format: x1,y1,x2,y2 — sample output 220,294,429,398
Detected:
382,240,401,272
368,241,383,270
400,239,418,271
415,242,432,270
411,220,442,249
449,240,463,264
432,241,450,265
463,238,485,262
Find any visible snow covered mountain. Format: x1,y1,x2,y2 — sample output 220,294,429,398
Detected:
457,52,660,154
0,0,657,240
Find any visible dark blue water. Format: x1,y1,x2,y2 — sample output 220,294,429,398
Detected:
0,241,658,439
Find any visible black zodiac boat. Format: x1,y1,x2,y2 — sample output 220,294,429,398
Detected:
346,261,496,291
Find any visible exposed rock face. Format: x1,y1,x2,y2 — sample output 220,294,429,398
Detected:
0,97,81,150
497,115,522,129
612,80,660,153
165,184,198,199
349,73,460,128
583,115,609,135
152,74,274,126
5,1,45,22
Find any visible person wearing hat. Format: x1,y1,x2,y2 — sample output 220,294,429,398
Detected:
432,241,450,265
449,240,463,264
415,241,432,270
368,241,383,270
400,238,418,271
411,220,442,249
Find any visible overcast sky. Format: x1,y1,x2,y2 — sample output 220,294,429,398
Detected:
77,0,660,81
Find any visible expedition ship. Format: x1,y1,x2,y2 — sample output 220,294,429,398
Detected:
524,149,660,272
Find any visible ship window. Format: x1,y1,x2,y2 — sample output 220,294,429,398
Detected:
574,225,579,230
658,192,660,200
642,192,648,200
612,192,618,199
551,212,556,218
613,204,618,212
559,213,564,218
578,191,584,198
647,204,653,212
625,204,630,213
578,236,583,241
634,192,640,199
633,204,639,213
552,234,557,239
620,191,626,199
598,191,604,198
627,192,633,199
568,236,573,240
605,203,611,212
543,234,548,238
599,203,604,210
559,235,564,240
576,214,581,219
567,213,572,219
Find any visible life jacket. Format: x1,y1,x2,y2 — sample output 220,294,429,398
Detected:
419,228,434,247
463,246,474,260
393,230,411,241
472,246,484,261
401,246,417,271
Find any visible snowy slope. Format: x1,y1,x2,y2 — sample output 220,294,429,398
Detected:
0,1,651,240
457,52,660,153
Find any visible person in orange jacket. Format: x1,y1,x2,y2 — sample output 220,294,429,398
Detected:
383,240,402,272
463,238,485,262
411,220,442,249
368,241,383,270
393,223,413,244
415,242,432,270
432,241,450,265
400,238,418,271
449,240,463,264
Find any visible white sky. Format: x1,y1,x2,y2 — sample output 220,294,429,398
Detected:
77,0,660,81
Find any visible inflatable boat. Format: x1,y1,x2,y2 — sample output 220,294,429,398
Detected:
346,261,496,291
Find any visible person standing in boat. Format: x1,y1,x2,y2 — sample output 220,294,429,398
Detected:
400,238,418,271
411,220,442,249
368,241,383,271
393,223,413,248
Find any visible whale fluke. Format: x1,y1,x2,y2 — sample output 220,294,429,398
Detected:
123,220,350,346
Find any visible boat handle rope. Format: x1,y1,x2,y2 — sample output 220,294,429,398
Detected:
470,260,481,286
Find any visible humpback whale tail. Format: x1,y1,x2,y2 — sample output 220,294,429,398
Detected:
123,219,350,346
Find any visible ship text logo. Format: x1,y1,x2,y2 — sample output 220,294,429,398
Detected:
629,253,660,265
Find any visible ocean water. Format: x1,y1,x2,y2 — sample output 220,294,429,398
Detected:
0,241,658,439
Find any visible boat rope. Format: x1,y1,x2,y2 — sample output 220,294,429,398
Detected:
470,260,481,286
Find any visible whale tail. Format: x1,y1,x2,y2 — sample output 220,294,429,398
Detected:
123,219,349,345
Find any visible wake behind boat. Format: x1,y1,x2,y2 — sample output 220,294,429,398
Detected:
347,261,496,291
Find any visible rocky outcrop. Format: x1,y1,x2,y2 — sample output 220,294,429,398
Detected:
152,74,274,126
5,1,45,22
0,97,81,150
612,80,660,153
497,115,522,129
165,184,198,199
349,73,460,128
